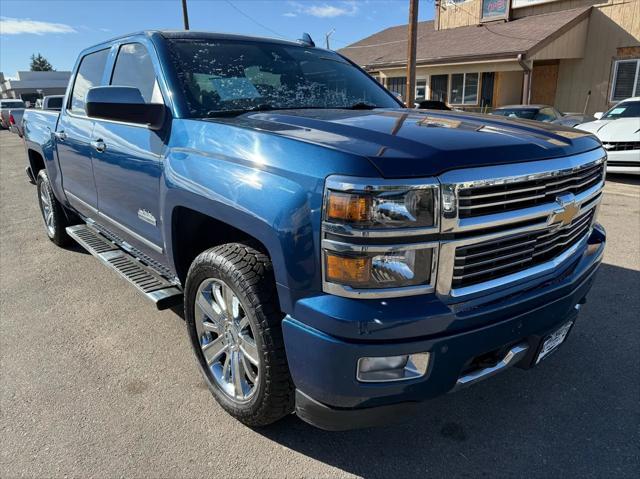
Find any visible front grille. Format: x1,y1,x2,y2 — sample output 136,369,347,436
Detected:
458,162,604,218
452,209,594,288
608,160,640,168
604,141,640,151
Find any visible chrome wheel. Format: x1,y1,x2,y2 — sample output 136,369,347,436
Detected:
39,186,55,236
195,278,259,403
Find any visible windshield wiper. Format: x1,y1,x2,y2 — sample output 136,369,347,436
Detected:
341,102,381,110
205,104,275,118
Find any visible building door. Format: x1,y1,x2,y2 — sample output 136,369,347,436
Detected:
481,72,495,110
530,61,559,106
430,75,448,102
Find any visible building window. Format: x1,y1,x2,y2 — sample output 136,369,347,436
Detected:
416,78,427,100
450,73,479,105
430,75,448,102
611,59,640,101
387,77,406,101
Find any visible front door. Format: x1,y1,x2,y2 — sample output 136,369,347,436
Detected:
91,42,166,258
56,48,110,215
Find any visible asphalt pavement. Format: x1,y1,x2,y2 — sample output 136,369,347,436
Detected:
0,130,638,478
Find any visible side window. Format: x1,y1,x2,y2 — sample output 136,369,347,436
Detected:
70,49,110,115
535,108,556,122
110,43,162,104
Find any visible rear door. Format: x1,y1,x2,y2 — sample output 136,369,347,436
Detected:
57,48,110,215
91,41,167,258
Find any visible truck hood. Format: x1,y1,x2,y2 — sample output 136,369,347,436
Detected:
218,108,602,178
576,118,640,142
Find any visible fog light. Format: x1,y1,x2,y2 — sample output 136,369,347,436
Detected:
357,352,430,382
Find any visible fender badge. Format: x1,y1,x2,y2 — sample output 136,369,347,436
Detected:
138,209,157,226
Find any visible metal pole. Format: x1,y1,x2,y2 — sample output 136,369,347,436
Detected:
325,29,335,50
405,0,419,107
182,0,190,30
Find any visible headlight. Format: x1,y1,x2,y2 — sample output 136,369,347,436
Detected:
325,248,433,289
322,176,439,298
323,177,438,232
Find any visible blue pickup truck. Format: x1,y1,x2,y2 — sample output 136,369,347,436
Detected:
22,31,606,431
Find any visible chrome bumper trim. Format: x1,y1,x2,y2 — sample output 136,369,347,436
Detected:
451,343,529,392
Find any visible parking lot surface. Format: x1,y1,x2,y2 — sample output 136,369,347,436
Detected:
1,130,638,478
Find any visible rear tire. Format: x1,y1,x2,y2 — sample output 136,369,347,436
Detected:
184,243,295,427
36,169,71,247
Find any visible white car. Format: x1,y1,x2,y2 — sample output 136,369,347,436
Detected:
577,97,640,175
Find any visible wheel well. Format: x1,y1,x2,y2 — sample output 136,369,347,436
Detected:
28,149,45,176
172,206,270,284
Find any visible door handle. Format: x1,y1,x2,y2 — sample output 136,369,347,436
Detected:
91,139,106,153
53,130,66,141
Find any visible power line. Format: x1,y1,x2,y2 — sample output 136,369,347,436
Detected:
223,0,288,40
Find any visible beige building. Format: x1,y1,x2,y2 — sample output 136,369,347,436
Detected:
340,0,640,115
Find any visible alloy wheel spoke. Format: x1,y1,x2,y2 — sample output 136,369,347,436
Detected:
241,353,257,383
222,353,231,381
196,292,224,331
213,284,227,313
239,334,259,366
46,211,53,226
238,316,249,331
202,336,227,365
223,285,237,319
231,350,245,397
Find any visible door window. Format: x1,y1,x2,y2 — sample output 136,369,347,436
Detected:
110,43,163,104
69,49,110,115
535,107,557,122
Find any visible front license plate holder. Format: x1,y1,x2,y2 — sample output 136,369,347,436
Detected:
536,321,574,364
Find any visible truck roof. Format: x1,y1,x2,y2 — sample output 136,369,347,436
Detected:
94,30,305,49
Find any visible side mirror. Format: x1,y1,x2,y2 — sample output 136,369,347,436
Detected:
593,112,603,120
86,86,165,130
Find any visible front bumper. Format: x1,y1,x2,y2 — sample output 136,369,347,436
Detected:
283,225,605,430
606,150,640,175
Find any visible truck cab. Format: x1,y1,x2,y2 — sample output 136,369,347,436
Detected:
22,31,606,430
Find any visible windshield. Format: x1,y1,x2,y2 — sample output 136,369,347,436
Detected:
602,101,640,119
492,108,538,120
0,100,25,108
166,39,399,117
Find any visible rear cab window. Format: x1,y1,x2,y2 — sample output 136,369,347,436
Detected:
0,100,26,108
69,48,110,115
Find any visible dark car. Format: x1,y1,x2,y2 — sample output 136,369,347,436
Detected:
491,104,588,127
415,99,451,110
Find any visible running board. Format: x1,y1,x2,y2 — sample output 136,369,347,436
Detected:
66,224,183,310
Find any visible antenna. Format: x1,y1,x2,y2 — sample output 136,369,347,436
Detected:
298,33,315,47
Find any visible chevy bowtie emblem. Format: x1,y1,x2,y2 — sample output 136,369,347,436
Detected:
548,193,579,228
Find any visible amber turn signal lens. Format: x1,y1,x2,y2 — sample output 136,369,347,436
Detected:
326,192,370,223
326,253,371,284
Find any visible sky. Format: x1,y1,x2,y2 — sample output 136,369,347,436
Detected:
0,0,434,77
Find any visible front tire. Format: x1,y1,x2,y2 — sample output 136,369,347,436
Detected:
184,243,295,427
36,169,70,246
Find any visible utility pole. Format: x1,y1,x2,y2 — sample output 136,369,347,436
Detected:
325,28,335,50
181,0,190,30
405,0,419,107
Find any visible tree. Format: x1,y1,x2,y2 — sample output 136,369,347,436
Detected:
30,54,54,72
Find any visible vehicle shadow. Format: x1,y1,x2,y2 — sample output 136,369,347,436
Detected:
255,263,639,478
